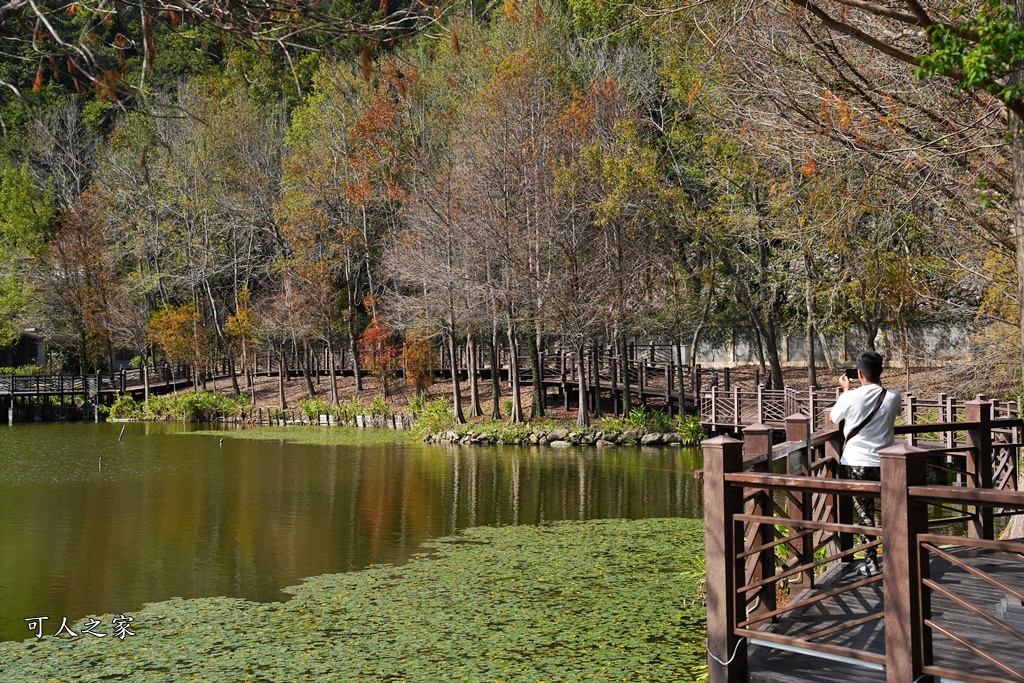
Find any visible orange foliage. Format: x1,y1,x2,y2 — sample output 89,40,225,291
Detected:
798,154,817,178
359,317,402,396
403,331,435,395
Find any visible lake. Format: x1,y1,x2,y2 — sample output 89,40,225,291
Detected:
0,422,703,642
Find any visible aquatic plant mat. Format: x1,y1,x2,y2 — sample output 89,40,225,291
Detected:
193,424,418,446
0,518,707,682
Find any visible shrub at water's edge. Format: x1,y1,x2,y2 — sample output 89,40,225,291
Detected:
138,389,710,449
422,410,709,447
143,390,252,422
0,518,708,682
107,393,143,420
0,364,53,375
412,397,456,437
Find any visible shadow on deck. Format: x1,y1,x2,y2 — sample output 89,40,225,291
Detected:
748,545,1024,682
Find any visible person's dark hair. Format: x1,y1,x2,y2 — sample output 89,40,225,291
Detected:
856,351,884,384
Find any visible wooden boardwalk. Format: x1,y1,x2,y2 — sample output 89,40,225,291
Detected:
703,409,1024,683
747,545,1024,682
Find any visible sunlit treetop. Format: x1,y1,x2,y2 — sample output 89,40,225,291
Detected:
0,0,446,108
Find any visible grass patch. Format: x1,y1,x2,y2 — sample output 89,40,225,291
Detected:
193,425,419,446
0,518,708,682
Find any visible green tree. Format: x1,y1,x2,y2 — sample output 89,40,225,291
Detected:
0,164,55,347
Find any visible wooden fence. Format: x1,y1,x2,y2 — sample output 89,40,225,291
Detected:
703,399,1024,682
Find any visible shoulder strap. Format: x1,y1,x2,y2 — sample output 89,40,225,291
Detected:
844,387,887,444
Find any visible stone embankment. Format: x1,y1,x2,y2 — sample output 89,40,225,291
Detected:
423,427,697,447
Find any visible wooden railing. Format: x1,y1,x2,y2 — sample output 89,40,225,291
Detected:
703,399,1024,682
699,386,1022,431
0,365,192,394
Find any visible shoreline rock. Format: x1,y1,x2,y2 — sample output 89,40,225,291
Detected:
422,425,703,448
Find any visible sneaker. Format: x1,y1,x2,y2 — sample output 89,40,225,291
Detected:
857,559,880,577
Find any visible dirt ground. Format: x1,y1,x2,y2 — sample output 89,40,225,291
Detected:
202,363,991,414
206,370,560,417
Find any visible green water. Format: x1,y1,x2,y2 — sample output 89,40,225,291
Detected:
0,422,703,642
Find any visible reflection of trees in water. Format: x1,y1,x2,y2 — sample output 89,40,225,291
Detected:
0,429,704,642
431,446,703,529
338,445,704,571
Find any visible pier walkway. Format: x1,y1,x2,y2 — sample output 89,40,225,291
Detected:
702,401,1024,682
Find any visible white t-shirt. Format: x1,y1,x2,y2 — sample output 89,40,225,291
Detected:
829,384,902,467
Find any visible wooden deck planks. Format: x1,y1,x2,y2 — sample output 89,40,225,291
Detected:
746,546,1024,682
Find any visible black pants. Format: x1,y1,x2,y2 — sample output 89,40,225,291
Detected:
844,465,880,562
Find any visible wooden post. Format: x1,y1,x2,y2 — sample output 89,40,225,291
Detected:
785,412,813,586
937,393,950,447
638,359,645,402
1012,410,1021,493
703,435,747,683
756,386,764,424
732,386,740,426
664,365,672,418
824,412,852,561
904,394,917,446
807,387,817,432
964,398,994,539
610,348,620,416
559,346,567,411
879,443,932,683
710,386,718,426
743,422,773,464
742,423,776,618
723,367,730,392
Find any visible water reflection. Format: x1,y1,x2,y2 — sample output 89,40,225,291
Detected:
0,422,703,641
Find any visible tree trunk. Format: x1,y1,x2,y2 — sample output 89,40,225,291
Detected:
448,331,466,424
592,343,602,418
675,337,688,418
804,251,817,388
348,308,362,392
302,343,315,398
278,349,287,410
79,329,87,375
327,339,339,405
1013,71,1024,383
806,322,817,389
529,324,544,419
507,324,525,423
759,322,785,390
576,342,590,427
490,326,502,420
242,339,252,388
618,330,632,415
690,290,713,368
750,315,767,373
467,332,483,418
228,354,241,397
250,355,257,402
816,329,839,373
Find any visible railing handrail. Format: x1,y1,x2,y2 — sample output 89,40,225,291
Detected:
703,403,1024,683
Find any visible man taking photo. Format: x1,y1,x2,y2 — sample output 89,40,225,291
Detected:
828,350,902,577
